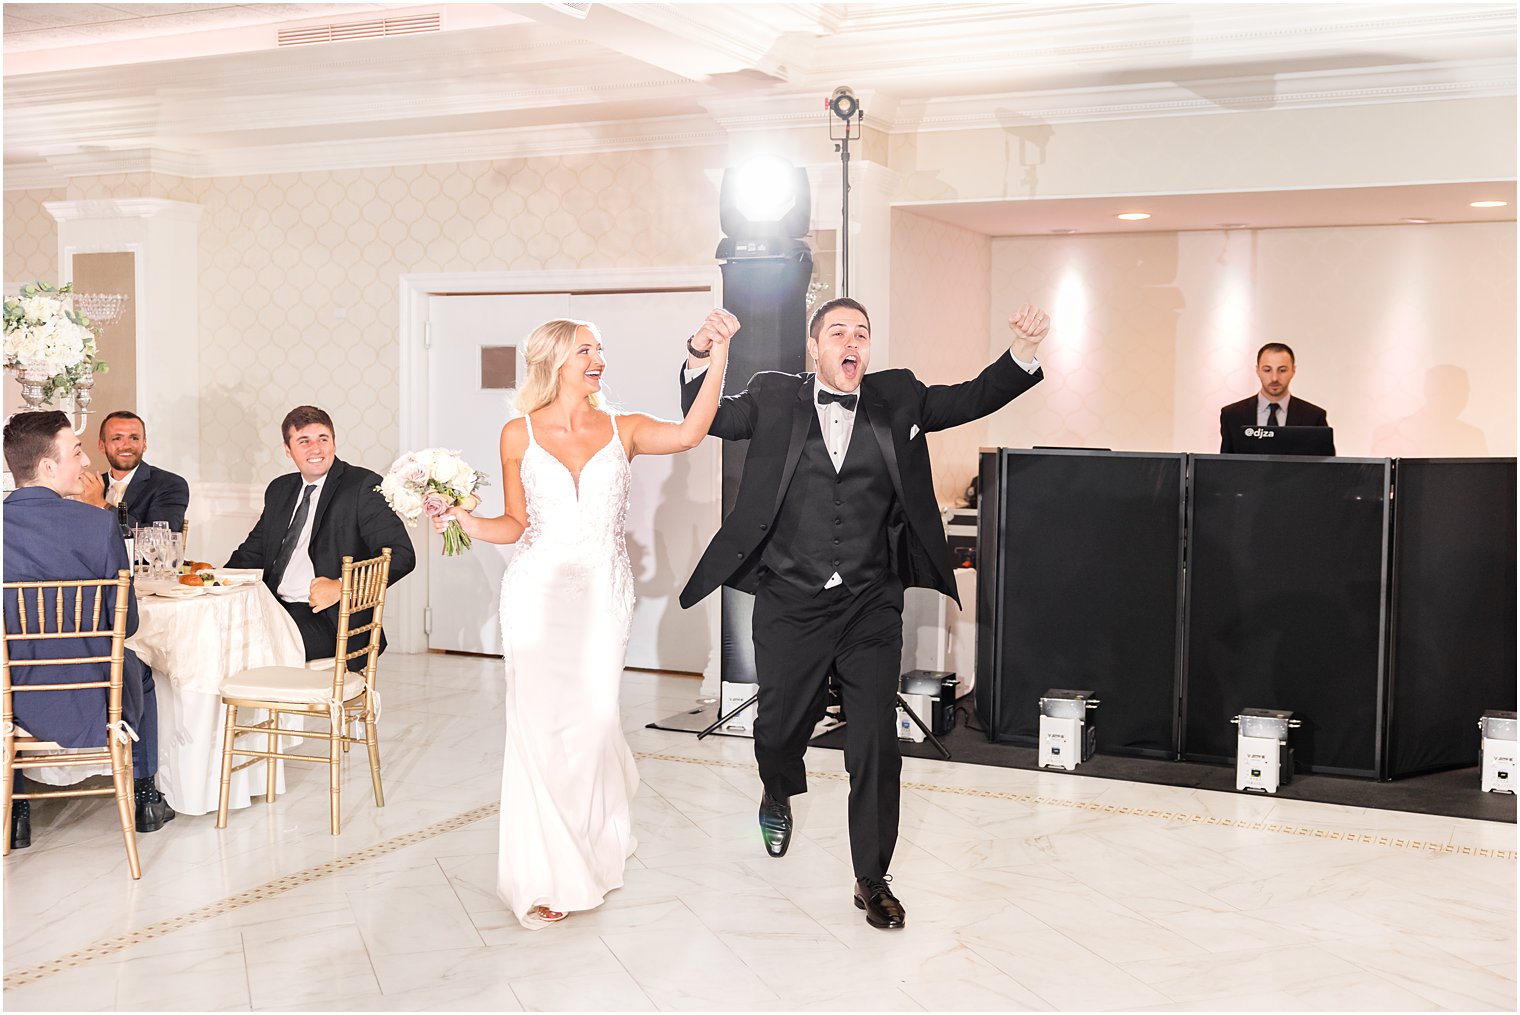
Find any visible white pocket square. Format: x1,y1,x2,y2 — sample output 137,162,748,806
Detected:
908,424,921,441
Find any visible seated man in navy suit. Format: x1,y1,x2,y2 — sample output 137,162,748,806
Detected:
227,406,416,667
2,411,175,851
77,410,190,531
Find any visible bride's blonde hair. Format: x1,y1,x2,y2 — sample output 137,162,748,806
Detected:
514,318,608,416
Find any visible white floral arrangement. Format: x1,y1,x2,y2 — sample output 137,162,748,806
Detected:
2,282,106,403
377,447,489,556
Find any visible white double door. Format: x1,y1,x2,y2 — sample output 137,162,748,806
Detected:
425,289,720,673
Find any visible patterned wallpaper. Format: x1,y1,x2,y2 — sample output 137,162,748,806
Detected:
889,209,993,505
986,222,1516,458
4,151,727,486
3,187,64,288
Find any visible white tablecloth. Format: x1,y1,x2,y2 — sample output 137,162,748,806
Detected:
31,581,309,816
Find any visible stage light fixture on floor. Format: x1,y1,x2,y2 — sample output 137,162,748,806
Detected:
1039,689,1099,771
1479,710,1516,793
1233,708,1300,793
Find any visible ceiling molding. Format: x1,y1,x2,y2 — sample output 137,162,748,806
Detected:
44,198,204,223
3,162,65,191
884,59,1519,133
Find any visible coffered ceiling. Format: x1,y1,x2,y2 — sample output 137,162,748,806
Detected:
3,3,1515,233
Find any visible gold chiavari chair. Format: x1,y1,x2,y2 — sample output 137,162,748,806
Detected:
2,571,141,878
216,549,391,835
181,517,190,557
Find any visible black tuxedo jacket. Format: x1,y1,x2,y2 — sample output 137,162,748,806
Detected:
1219,395,1331,453
226,458,416,650
679,354,1042,609
101,461,189,531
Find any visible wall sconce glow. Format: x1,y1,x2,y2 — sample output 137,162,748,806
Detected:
1054,264,1089,355
1470,200,1507,209
1116,212,1151,221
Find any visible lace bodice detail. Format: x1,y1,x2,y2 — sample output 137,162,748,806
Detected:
512,413,633,604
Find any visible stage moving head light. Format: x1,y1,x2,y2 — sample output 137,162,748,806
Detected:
718,155,811,258
828,85,859,122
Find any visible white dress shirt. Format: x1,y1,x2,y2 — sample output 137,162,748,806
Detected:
106,465,140,507
1256,393,1292,426
276,474,328,604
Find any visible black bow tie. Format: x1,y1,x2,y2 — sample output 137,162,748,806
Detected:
817,389,857,411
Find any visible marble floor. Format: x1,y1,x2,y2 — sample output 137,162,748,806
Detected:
3,652,1515,1012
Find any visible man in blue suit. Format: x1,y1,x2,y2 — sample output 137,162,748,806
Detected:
2,411,174,850
77,410,190,531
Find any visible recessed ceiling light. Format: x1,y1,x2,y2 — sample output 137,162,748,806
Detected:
1049,228,1078,234
1470,200,1507,208
1219,223,1248,229
1116,212,1151,221
1403,217,1431,224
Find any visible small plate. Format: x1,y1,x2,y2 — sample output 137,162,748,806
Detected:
154,584,208,599
205,584,247,596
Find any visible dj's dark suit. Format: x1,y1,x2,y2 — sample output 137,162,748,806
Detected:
100,461,190,532
1219,395,1331,453
680,354,1042,878
226,458,416,667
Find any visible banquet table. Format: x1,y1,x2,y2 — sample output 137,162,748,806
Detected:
32,576,309,815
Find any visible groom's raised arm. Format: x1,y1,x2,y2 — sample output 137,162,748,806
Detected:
920,303,1050,433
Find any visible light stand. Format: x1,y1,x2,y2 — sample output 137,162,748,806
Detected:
827,86,862,298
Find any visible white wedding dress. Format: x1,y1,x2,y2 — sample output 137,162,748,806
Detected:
496,412,638,929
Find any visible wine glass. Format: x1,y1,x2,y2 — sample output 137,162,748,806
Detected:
133,527,156,578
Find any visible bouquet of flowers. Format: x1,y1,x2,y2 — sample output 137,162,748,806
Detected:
377,448,489,556
3,282,106,403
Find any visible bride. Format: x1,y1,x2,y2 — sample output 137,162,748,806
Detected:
438,309,736,928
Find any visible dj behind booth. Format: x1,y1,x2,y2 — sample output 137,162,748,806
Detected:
1218,341,1334,455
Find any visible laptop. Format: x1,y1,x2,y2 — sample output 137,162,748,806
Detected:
1234,425,1336,457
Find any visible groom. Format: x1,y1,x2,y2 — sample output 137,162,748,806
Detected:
679,297,1049,928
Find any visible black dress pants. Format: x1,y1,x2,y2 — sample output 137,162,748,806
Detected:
751,571,904,879
278,600,371,671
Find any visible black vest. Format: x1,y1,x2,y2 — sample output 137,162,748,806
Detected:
762,406,897,593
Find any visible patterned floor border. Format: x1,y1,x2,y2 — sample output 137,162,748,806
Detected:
5,749,1514,991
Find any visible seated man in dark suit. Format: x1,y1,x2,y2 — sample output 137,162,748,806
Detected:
2,411,175,851
226,406,416,667
78,410,190,531
1219,342,1332,453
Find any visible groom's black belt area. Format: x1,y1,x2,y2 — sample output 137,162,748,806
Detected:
761,412,895,594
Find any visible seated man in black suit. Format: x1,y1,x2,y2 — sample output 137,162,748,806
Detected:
1219,342,1332,453
226,406,416,667
3,411,175,851
77,410,190,530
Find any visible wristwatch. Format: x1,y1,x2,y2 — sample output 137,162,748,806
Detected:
686,336,711,359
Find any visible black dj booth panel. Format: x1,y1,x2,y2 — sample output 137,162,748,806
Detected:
1182,455,1392,776
1385,458,1518,778
976,449,1185,757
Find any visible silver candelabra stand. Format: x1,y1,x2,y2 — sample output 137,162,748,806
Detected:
60,291,129,434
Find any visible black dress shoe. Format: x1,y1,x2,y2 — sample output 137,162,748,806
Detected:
758,792,792,858
9,800,30,850
134,778,176,834
854,876,906,929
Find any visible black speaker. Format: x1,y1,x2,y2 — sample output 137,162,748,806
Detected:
715,248,812,685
